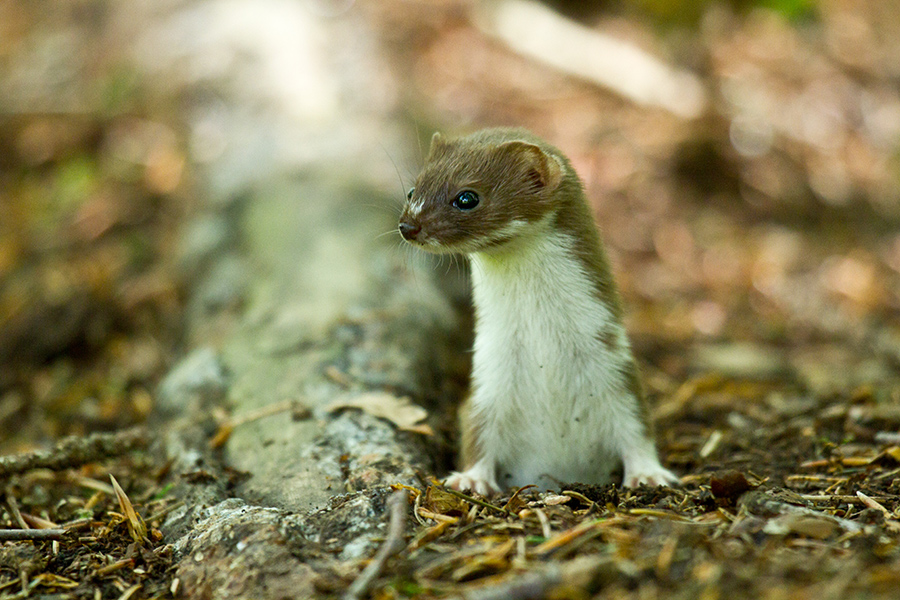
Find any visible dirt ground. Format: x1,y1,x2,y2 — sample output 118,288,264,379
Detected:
2,0,900,598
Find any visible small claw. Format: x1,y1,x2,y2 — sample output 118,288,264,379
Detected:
444,470,499,496
624,467,680,488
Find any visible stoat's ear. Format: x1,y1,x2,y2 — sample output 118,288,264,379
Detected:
497,141,564,192
427,131,448,159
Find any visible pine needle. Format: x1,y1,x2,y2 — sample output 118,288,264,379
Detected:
110,475,147,545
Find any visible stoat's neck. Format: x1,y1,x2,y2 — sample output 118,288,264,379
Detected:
470,214,556,270
468,217,613,340
469,204,623,324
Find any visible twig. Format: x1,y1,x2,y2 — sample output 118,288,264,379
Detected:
117,583,142,600
533,519,604,556
534,508,551,540
561,490,595,508
146,501,185,524
627,508,690,521
343,489,409,600
68,474,115,495
62,518,95,532
0,528,68,541
416,508,459,523
0,428,148,477
442,488,507,515
210,400,309,449
799,494,892,506
699,430,724,459
5,490,28,529
95,558,135,577
875,431,900,445
233,399,310,427
412,488,427,526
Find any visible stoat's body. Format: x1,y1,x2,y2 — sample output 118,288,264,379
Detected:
399,128,677,494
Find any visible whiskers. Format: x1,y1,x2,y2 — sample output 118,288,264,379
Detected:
429,250,466,277
375,227,403,241
374,128,468,288
379,138,416,217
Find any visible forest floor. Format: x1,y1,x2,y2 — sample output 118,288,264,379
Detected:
3,0,900,598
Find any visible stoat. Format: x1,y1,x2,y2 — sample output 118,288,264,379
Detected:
399,128,678,494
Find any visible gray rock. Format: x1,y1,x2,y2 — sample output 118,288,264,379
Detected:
156,347,229,416
177,214,233,280
195,255,249,313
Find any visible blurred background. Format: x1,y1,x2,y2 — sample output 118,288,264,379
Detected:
2,0,899,454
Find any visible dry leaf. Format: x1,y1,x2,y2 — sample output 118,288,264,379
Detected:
424,485,469,515
325,392,433,435
504,485,537,513
882,446,900,463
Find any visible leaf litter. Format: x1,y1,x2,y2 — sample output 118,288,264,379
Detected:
4,0,900,598
1,452,179,599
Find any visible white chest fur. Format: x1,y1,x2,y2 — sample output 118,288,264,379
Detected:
463,224,667,490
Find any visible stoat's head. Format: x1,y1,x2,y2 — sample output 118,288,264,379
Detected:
398,129,567,254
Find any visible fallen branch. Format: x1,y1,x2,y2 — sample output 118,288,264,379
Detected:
0,428,149,478
0,528,68,541
474,0,707,118
344,489,409,600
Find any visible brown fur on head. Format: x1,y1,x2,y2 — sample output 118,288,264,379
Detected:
399,128,571,254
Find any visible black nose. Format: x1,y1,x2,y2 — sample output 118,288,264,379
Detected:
399,221,421,241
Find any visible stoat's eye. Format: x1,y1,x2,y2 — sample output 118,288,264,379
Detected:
406,187,415,200
452,190,480,211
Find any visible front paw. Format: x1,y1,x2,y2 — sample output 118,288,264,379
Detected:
623,465,680,488
444,468,500,496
